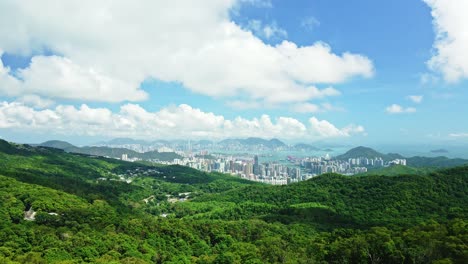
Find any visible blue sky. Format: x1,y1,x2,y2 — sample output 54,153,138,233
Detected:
0,0,467,146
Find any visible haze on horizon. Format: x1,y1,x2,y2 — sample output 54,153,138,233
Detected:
1,0,468,147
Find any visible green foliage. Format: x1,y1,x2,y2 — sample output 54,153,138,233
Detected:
407,156,468,168
360,164,434,176
0,139,467,263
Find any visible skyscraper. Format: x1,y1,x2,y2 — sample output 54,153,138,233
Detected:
253,155,259,175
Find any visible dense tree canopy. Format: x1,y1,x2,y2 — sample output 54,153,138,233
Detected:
0,139,467,263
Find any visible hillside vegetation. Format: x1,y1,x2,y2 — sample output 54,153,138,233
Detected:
359,165,435,176
0,139,467,263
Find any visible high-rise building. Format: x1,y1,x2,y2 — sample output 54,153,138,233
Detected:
243,163,253,176
253,155,259,175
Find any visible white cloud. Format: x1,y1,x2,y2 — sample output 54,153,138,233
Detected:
0,52,148,103
0,1,373,104
407,95,423,104
385,104,416,114
0,101,365,140
18,56,148,102
448,133,468,138
17,95,54,109
424,0,468,82
309,117,363,138
342,124,366,136
276,42,373,84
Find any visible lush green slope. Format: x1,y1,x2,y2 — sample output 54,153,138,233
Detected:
359,165,435,176
194,167,467,228
407,156,468,168
37,140,78,150
0,139,467,263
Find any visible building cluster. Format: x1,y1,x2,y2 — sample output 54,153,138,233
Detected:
117,150,407,185
167,155,311,185
300,156,407,176
301,157,369,175
347,157,407,167
121,153,140,162
348,157,385,167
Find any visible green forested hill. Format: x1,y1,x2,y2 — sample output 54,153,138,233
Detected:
336,146,391,159
0,139,467,263
195,167,467,228
359,164,434,176
407,156,468,168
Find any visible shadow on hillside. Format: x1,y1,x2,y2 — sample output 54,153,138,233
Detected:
262,207,361,230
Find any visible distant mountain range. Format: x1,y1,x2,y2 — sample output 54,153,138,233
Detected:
336,146,468,168
103,137,151,145
39,140,181,161
36,139,468,169
97,137,323,151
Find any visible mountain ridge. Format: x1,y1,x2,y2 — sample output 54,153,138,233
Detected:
39,140,181,161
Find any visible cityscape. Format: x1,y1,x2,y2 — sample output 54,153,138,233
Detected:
120,146,407,185
1,1,467,263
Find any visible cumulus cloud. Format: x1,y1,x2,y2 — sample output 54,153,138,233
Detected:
18,56,148,102
385,104,416,114
0,0,373,104
424,0,468,82
407,95,423,104
0,101,365,140
16,95,54,109
309,117,364,138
